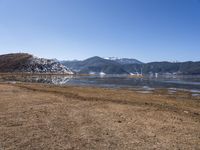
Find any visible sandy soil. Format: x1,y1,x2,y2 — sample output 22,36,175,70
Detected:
0,83,200,150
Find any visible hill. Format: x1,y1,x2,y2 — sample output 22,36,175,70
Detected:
0,53,73,74
122,61,200,75
61,56,129,74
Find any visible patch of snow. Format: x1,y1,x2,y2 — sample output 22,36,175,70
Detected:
89,71,96,75
192,93,200,97
137,91,153,94
99,72,106,76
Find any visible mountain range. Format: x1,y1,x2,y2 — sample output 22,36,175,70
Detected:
61,56,200,75
0,53,200,75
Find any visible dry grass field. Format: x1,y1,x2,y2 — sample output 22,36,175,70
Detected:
0,83,200,149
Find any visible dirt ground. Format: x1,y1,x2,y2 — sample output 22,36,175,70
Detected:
0,83,200,150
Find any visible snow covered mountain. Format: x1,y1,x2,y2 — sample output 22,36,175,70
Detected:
105,57,143,64
0,53,73,74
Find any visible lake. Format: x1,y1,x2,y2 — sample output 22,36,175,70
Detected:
1,74,200,96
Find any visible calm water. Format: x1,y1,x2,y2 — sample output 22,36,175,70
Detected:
1,75,200,94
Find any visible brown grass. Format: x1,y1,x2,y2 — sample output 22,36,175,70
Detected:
0,53,32,72
0,83,200,149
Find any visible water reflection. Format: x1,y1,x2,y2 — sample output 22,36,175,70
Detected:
0,75,73,85
0,74,200,93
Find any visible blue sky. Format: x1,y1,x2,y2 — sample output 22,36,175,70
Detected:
0,0,200,62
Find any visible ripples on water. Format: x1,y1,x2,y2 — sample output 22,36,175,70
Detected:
0,74,200,96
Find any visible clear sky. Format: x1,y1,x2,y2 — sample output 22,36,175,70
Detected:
0,0,200,62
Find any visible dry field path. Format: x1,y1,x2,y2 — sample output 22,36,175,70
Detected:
0,83,200,149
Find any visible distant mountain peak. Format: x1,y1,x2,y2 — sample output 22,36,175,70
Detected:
105,57,143,64
104,57,119,60
84,56,104,61
61,56,129,74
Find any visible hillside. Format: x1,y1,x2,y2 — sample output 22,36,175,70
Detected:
141,61,200,75
62,56,129,74
0,53,73,74
122,61,200,75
